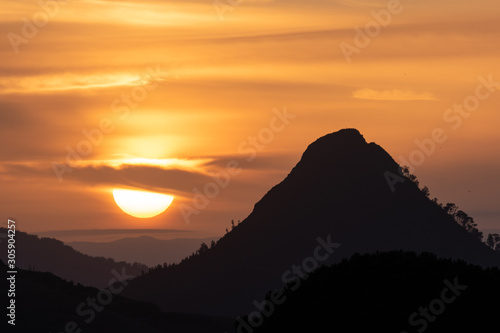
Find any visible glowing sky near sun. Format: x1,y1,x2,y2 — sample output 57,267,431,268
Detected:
0,0,499,240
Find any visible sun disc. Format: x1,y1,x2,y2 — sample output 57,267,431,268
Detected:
112,189,174,218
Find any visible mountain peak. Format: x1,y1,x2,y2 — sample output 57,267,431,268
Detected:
303,128,367,157
296,128,368,166
315,128,366,144
282,128,395,185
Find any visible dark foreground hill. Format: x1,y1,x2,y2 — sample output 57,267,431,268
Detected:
123,129,500,317
0,228,148,288
245,251,500,333
1,260,233,332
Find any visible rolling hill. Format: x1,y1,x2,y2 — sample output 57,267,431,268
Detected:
247,251,500,332
1,259,233,332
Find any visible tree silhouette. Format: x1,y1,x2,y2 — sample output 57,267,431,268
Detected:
444,203,458,215
401,165,419,187
198,242,209,254
454,210,483,241
487,233,500,251
421,185,430,198
438,203,483,241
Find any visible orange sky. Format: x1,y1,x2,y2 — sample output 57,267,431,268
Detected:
1,0,499,241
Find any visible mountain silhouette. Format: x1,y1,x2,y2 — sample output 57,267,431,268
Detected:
0,228,148,288
69,236,219,267
122,129,500,317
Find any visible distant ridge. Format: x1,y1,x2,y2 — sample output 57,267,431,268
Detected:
69,236,220,267
35,228,192,239
0,228,148,288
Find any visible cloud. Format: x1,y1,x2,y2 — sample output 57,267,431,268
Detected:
0,162,212,193
0,66,179,94
0,155,286,195
201,152,300,171
337,0,386,8
352,88,437,101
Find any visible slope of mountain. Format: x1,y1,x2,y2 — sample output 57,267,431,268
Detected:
120,128,500,317
0,228,148,288
1,260,233,332
248,251,500,332
69,236,220,267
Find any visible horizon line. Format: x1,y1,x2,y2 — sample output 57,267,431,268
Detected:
29,229,194,237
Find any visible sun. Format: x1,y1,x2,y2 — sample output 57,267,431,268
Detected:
112,189,174,218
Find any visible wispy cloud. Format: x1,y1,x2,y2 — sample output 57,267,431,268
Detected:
0,71,176,94
73,157,210,171
352,88,437,101
337,0,386,8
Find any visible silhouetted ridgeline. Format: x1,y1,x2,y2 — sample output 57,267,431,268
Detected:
123,129,500,317
0,228,147,288
244,251,500,332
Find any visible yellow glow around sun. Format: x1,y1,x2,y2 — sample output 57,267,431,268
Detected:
112,189,174,218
